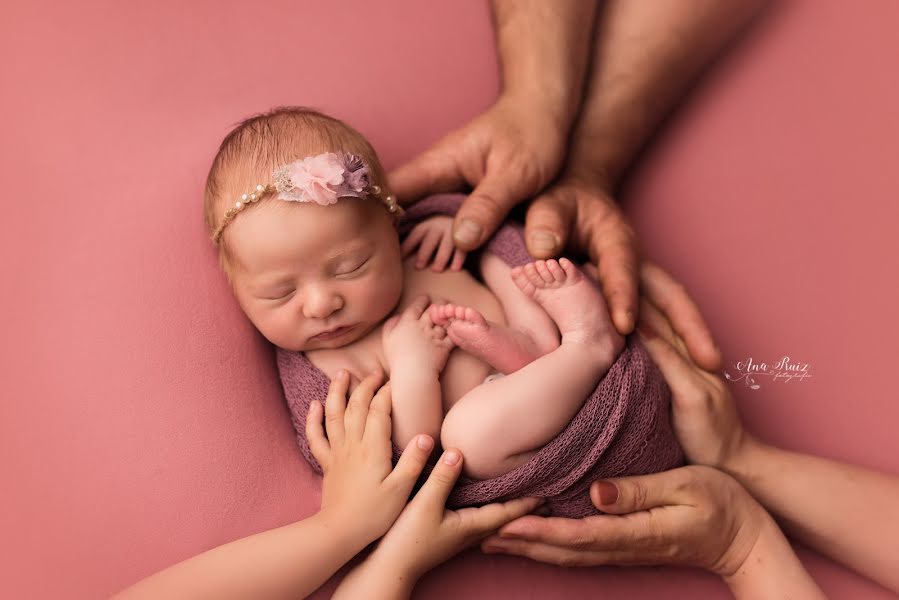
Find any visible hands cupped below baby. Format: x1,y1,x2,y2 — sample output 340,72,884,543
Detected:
307,367,544,583
481,465,769,578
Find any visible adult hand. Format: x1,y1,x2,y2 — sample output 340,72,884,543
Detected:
527,174,641,335
481,465,766,576
636,262,748,468
389,94,568,252
334,449,544,597
307,369,436,545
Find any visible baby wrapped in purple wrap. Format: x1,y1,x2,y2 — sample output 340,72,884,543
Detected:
278,193,683,518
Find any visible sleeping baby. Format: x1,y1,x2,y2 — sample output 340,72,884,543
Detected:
204,106,682,512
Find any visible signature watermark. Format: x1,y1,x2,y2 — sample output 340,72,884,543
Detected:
724,356,811,390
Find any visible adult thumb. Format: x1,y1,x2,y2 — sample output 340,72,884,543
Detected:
590,469,688,514
452,171,529,251
524,185,576,259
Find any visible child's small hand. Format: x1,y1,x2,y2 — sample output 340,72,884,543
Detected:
382,294,454,375
402,216,468,272
334,449,544,595
306,369,436,545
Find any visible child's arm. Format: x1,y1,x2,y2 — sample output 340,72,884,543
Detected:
382,294,454,446
115,371,437,600
113,509,370,600
333,449,544,599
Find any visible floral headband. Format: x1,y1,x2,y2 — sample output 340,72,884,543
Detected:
211,151,403,245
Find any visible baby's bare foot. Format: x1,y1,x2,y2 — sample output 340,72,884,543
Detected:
511,258,624,361
428,303,541,374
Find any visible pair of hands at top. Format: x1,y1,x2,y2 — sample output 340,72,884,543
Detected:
391,93,641,336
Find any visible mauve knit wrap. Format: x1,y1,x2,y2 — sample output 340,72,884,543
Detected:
276,194,684,518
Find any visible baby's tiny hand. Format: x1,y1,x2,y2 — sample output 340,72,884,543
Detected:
382,294,454,375
402,216,468,272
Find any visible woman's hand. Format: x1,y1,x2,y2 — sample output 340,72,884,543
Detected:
307,369,437,546
480,466,824,598
481,466,764,574
636,262,748,469
334,449,544,598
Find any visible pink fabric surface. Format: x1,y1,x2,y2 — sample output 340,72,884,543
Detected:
2,1,898,598
278,193,684,519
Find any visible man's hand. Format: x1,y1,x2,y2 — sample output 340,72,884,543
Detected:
389,94,568,251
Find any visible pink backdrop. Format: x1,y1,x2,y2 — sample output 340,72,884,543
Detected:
2,1,897,598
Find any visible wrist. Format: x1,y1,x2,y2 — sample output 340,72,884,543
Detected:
720,431,768,487
494,91,575,144
315,506,379,555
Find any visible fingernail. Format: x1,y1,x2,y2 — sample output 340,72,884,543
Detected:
442,450,460,465
529,230,558,254
594,480,619,505
637,320,656,340
417,435,433,450
499,529,522,540
483,542,506,554
454,219,482,247
336,369,347,379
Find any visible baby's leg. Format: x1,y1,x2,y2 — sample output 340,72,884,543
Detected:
440,258,625,480
426,251,561,375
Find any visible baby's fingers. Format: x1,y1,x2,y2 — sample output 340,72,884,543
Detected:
450,248,467,271
401,225,427,258
324,369,350,446
416,227,442,269
431,232,455,272
306,400,330,471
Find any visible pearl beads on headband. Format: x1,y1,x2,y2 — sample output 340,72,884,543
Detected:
210,176,403,245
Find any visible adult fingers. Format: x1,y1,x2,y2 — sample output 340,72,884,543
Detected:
638,298,691,361
452,171,530,251
385,434,436,494
591,217,640,336
323,369,350,446
388,145,466,205
640,262,722,371
524,185,576,259
589,469,694,515
637,321,711,412
482,537,609,567
305,400,330,471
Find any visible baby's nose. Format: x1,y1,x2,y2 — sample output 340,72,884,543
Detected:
302,290,344,319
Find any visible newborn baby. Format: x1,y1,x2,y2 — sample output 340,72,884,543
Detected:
204,106,624,480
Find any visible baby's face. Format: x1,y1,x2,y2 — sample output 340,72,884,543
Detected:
226,197,404,351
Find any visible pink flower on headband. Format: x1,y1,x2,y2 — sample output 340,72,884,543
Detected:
273,152,370,206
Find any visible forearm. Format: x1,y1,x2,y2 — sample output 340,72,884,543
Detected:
724,436,899,593
388,364,443,446
114,510,369,600
490,0,596,131
723,513,825,599
333,550,416,600
568,0,769,189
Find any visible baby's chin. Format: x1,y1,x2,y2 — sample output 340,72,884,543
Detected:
292,320,380,352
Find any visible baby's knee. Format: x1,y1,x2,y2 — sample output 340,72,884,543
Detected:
440,410,510,480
